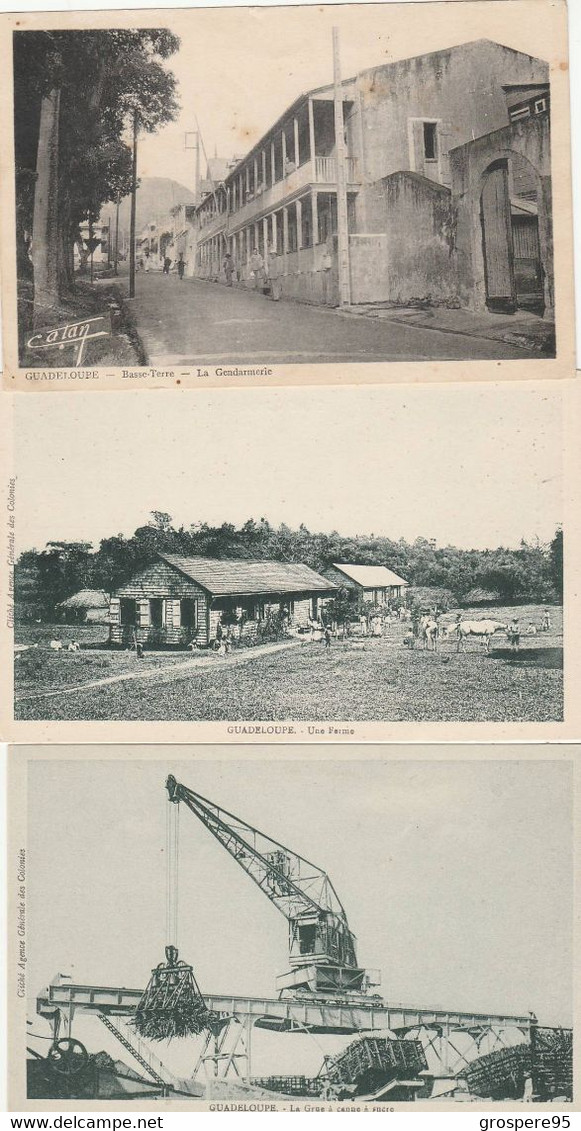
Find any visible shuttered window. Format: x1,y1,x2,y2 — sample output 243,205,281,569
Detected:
410,119,440,178
180,599,198,629
120,598,137,626
150,598,164,628
137,599,150,628
165,599,182,628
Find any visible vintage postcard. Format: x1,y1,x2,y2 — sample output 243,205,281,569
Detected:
1,375,579,742
0,0,575,391
6,744,576,1111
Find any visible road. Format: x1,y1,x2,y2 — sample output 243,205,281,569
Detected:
126,273,532,365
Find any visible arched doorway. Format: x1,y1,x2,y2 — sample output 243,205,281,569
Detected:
480,156,545,316
480,160,516,314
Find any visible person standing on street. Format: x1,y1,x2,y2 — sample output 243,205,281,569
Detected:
223,252,235,286
177,252,185,280
249,247,265,290
163,254,171,275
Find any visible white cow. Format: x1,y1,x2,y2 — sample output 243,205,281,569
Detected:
49,640,64,651
450,619,508,652
419,615,439,651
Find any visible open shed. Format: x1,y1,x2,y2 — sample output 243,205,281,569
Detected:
56,589,110,625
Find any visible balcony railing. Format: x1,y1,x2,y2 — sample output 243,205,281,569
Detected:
197,156,360,241
314,155,357,182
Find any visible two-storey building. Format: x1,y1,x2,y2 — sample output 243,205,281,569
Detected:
192,39,551,315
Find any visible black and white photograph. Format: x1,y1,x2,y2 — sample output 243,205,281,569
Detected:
11,749,573,1109
2,0,574,385
9,381,565,731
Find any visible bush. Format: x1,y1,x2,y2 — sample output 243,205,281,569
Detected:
407,586,455,612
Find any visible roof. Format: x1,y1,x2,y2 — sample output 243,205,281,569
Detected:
502,83,550,109
331,563,408,588
206,157,233,183
159,554,337,597
57,589,109,609
208,39,546,202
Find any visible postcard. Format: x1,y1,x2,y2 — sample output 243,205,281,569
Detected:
0,0,575,390
6,744,576,1111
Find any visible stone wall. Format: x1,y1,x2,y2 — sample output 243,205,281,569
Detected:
450,113,553,314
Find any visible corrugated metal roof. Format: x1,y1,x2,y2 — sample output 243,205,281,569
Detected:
331,563,408,588
160,554,337,597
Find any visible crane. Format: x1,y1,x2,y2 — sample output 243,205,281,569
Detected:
166,775,378,998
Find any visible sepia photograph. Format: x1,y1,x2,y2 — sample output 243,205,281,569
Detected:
10,749,573,1109
7,380,565,731
0,0,574,386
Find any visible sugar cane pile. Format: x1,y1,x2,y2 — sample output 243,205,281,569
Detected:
327,1035,428,1097
132,946,221,1041
461,1027,573,1101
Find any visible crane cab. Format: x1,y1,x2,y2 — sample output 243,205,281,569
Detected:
276,911,372,997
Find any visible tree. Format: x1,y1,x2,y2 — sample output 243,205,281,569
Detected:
549,528,563,600
14,29,180,327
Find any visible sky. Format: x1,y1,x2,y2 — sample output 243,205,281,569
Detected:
125,3,561,191
13,381,562,554
26,752,572,1078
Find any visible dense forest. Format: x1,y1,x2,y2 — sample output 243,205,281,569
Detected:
14,512,563,621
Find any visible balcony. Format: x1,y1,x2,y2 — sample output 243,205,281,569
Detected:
198,156,360,242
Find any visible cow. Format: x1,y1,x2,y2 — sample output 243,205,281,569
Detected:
419,615,439,651
49,640,64,651
67,641,80,652
449,619,508,652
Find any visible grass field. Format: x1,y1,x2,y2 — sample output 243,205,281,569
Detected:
14,604,563,722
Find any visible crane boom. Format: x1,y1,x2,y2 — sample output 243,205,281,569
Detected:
166,776,373,998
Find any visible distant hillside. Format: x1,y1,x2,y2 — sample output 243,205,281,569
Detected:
100,177,197,239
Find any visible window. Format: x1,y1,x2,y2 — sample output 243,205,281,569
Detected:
510,106,531,122
534,98,548,115
423,122,438,161
180,598,197,629
120,598,137,626
150,598,164,628
299,923,317,955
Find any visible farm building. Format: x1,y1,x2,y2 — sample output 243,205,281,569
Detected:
56,589,110,625
109,553,338,648
323,564,408,606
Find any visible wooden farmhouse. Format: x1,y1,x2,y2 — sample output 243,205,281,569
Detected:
109,553,338,648
323,563,409,607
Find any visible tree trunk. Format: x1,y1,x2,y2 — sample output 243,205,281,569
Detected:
57,190,73,292
31,86,61,326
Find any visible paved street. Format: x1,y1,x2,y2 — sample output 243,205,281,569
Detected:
125,273,533,365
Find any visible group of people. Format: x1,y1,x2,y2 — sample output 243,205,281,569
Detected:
222,248,266,290
162,252,186,279
138,249,186,278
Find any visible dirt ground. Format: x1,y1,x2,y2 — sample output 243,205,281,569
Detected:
14,604,563,722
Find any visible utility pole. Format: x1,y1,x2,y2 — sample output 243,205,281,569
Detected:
332,26,351,307
129,109,138,298
186,130,202,204
114,192,120,276
195,131,201,205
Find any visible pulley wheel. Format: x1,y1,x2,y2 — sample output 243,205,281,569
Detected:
47,1038,89,1076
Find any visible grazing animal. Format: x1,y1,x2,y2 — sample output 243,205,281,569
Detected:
49,640,64,651
419,615,439,651
451,619,508,652
67,641,80,652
